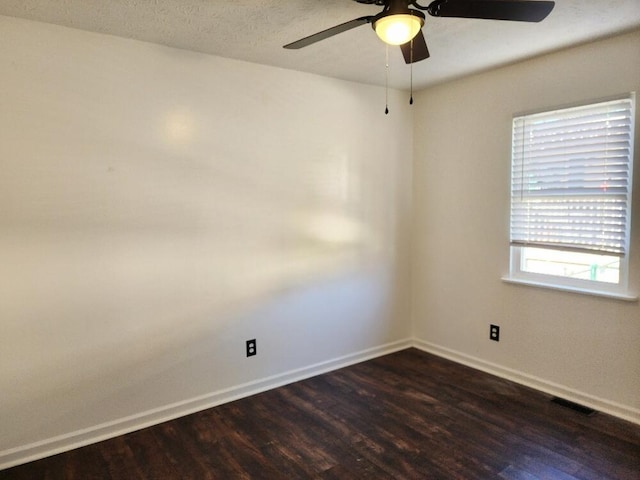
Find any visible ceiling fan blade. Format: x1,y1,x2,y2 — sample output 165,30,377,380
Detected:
400,30,430,64
284,16,373,49
428,0,555,22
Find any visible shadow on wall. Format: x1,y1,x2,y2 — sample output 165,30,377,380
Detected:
0,114,396,447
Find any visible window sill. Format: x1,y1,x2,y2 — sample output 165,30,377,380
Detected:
501,276,638,302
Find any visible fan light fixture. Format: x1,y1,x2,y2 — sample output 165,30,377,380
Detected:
373,12,424,46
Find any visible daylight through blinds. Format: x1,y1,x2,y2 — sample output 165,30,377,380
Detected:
510,95,634,256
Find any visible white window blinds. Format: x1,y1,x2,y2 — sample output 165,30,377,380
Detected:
510,95,635,256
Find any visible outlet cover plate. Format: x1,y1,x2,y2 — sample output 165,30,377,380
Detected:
490,325,500,342
246,339,257,357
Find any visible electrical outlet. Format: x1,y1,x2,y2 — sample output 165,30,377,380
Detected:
246,339,257,357
490,324,500,342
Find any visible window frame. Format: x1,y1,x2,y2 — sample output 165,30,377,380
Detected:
507,245,634,300
505,94,637,301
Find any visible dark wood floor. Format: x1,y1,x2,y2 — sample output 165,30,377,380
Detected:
2,348,639,479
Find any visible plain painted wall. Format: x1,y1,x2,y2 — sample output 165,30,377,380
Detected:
0,15,413,461
412,30,640,419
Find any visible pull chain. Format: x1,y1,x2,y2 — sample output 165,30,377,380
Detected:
410,37,414,105
385,44,389,115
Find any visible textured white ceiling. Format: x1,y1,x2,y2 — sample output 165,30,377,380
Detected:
1,0,639,90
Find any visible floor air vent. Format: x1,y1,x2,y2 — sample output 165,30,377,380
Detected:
551,397,596,416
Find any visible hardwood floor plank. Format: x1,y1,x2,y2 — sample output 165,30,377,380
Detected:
2,348,639,479
124,428,183,479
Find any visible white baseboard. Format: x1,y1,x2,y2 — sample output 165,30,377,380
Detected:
0,338,412,471
4,337,638,470
412,339,640,426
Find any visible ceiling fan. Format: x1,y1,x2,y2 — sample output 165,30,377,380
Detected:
284,0,555,64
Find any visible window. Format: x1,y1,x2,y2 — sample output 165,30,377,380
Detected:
507,94,636,299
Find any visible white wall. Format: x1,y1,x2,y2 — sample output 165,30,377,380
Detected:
0,16,413,467
412,30,640,422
